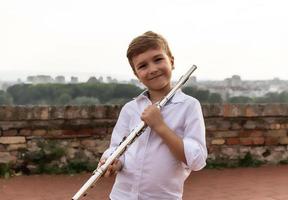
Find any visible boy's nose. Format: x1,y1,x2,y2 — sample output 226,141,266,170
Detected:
148,64,159,75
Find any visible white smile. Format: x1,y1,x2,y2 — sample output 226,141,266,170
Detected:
149,74,163,80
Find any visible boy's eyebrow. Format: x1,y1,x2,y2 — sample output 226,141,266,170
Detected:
135,53,165,67
153,53,164,58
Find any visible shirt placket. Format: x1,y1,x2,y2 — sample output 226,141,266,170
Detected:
131,97,152,199
131,127,150,199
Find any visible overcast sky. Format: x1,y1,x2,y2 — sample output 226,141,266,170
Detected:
0,0,287,82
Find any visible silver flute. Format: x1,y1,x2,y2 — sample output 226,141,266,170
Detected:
71,65,197,200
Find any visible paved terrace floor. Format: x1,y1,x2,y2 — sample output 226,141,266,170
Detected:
1,165,288,200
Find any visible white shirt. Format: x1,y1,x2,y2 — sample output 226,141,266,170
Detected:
102,90,207,200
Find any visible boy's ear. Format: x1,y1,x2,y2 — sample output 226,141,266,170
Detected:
170,56,175,69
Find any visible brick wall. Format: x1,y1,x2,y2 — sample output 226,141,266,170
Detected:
0,104,288,174
204,104,288,165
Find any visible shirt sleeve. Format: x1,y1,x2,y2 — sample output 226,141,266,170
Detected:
101,103,131,168
182,100,207,171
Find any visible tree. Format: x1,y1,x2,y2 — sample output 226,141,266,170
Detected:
209,93,223,103
0,91,13,105
228,96,253,103
70,96,100,105
278,91,288,103
56,93,72,105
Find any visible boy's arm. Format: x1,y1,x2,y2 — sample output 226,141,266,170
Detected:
101,104,131,170
141,101,207,170
153,122,187,164
181,100,207,170
141,105,187,164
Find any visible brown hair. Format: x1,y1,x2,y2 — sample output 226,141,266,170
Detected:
126,31,173,71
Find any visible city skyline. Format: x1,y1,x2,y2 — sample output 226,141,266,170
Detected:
0,69,287,83
1,0,288,81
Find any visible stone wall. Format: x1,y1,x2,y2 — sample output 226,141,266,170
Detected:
204,104,288,166
0,104,288,174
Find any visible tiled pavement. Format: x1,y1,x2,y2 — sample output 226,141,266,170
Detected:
1,165,288,200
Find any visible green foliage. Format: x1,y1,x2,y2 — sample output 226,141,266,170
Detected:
183,87,223,103
18,140,98,175
56,93,72,105
70,96,100,105
209,93,223,103
238,152,263,167
279,159,288,165
106,98,129,105
229,91,288,103
7,83,142,105
0,163,13,178
254,91,288,103
5,82,288,105
63,160,98,174
0,90,13,105
206,152,264,169
228,96,253,103
23,140,65,174
205,159,238,169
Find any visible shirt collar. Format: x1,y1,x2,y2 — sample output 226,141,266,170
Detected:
134,89,186,104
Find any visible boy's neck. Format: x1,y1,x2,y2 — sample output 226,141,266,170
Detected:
148,86,172,104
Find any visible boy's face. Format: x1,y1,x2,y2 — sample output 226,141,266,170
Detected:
132,48,174,93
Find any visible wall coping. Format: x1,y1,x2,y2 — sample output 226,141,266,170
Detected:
0,104,288,121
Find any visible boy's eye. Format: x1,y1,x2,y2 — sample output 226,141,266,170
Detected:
155,57,163,62
137,64,146,69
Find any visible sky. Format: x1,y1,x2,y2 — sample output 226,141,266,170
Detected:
0,0,287,82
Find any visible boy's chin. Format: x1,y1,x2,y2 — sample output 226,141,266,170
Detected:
148,84,171,92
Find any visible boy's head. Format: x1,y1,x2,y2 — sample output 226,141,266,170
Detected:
127,31,174,72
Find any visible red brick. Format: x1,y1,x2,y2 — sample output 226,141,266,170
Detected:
3,129,18,136
63,128,94,136
245,106,257,117
265,137,279,145
48,130,63,136
240,138,253,145
19,129,32,136
240,130,263,138
62,130,78,135
78,128,94,135
239,131,250,137
252,137,265,145
251,131,264,137
32,129,47,136
226,138,240,145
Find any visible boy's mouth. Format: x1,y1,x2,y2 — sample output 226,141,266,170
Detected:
148,74,163,80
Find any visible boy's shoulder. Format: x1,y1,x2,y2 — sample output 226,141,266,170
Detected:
171,90,201,106
119,97,140,114
124,90,201,108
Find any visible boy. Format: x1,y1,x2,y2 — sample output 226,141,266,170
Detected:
100,31,207,200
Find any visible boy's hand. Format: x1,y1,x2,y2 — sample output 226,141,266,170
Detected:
141,105,165,132
98,158,122,178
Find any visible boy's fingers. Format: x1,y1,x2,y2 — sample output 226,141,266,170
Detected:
102,159,121,177
98,158,107,168
104,167,111,177
104,163,119,177
112,160,117,168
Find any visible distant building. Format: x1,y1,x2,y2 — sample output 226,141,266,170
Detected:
55,76,65,83
70,76,78,83
225,75,242,87
26,75,53,84
198,75,288,100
